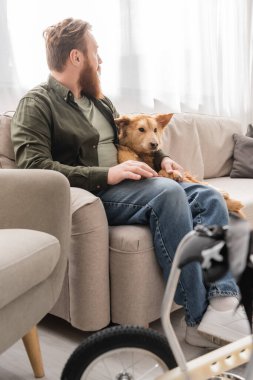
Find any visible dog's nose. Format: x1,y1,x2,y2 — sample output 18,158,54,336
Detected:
150,142,158,149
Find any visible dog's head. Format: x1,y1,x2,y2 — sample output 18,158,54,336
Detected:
114,113,173,155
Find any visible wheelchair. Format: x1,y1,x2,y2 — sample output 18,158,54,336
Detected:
61,214,253,380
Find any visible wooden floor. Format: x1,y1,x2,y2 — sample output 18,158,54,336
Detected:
0,309,246,379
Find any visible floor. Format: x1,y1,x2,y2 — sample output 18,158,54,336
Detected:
0,309,246,379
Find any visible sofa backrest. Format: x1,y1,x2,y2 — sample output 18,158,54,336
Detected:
0,114,16,169
0,111,243,179
161,113,243,180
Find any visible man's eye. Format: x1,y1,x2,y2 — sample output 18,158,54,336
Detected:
138,127,145,132
154,128,157,133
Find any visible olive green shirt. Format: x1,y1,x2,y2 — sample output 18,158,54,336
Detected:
75,96,118,167
11,75,168,192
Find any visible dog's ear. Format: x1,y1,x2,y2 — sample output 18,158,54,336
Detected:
114,116,131,129
155,113,174,129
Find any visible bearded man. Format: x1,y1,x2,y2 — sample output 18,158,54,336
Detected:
11,18,250,348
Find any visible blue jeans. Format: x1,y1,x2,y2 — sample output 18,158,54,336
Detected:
97,178,239,326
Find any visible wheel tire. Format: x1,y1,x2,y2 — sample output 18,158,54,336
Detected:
61,325,177,380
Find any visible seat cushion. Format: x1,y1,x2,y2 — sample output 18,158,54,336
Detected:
0,229,60,309
207,177,253,228
109,225,166,325
109,225,154,253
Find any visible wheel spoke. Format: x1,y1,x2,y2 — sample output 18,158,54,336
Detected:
102,358,114,378
82,361,112,380
136,363,161,380
131,351,135,378
117,351,128,372
82,348,167,379
124,354,158,372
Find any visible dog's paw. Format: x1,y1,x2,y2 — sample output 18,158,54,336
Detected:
158,169,183,182
167,170,183,182
158,169,170,178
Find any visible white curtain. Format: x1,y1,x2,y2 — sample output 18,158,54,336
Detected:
1,0,253,127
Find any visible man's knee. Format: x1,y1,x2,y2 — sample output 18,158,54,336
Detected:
197,186,229,222
200,186,226,206
149,177,188,204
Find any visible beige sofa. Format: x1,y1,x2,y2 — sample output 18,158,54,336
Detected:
1,112,253,332
0,169,70,377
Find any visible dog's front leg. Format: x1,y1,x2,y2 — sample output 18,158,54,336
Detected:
158,168,183,182
117,145,141,163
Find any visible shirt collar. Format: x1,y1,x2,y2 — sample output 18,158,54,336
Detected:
48,75,74,103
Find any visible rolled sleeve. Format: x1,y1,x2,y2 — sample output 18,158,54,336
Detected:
154,149,170,171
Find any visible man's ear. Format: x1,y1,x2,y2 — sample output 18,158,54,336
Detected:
114,116,131,129
155,113,174,129
69,49,82,66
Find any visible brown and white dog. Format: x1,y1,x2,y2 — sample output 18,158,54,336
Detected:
115,113,244,216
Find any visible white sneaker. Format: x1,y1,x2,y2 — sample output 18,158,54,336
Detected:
197,305,251,345
185,325,220,349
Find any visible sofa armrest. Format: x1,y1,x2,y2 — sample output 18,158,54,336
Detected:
0,169,71,295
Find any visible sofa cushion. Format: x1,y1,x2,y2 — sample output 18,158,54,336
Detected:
194,114,242,179
207,177,253,228
230,134,253,178
0,114,16,168
0,229,60,309
161,113,242,180
161,113,204,180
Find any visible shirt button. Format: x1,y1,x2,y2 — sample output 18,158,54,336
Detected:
26,143,30,147
96,185,101,189
93,145,97,149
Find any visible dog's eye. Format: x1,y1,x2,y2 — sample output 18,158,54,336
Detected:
138,127,145,132
154,128,157,133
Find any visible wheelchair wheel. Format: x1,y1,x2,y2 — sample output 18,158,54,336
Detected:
61,325,177,380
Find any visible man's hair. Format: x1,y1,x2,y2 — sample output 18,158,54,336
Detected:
43,18,91,72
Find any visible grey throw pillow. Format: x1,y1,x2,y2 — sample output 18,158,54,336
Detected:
230,134,253,178
246,124,253,138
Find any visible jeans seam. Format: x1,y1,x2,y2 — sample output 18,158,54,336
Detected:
102,200,145,208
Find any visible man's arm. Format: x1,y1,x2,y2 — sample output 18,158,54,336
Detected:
11,96,158,191
153,149,184,181
11,97,109,192
160,156,184,181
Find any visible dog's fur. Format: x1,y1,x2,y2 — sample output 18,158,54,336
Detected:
115,113,244,216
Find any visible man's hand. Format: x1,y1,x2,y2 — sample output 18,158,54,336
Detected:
160,157,184,182
108,160,158,185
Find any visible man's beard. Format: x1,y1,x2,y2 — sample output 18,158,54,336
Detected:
79,62,103,99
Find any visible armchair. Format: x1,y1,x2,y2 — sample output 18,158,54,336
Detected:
0,169,70,377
